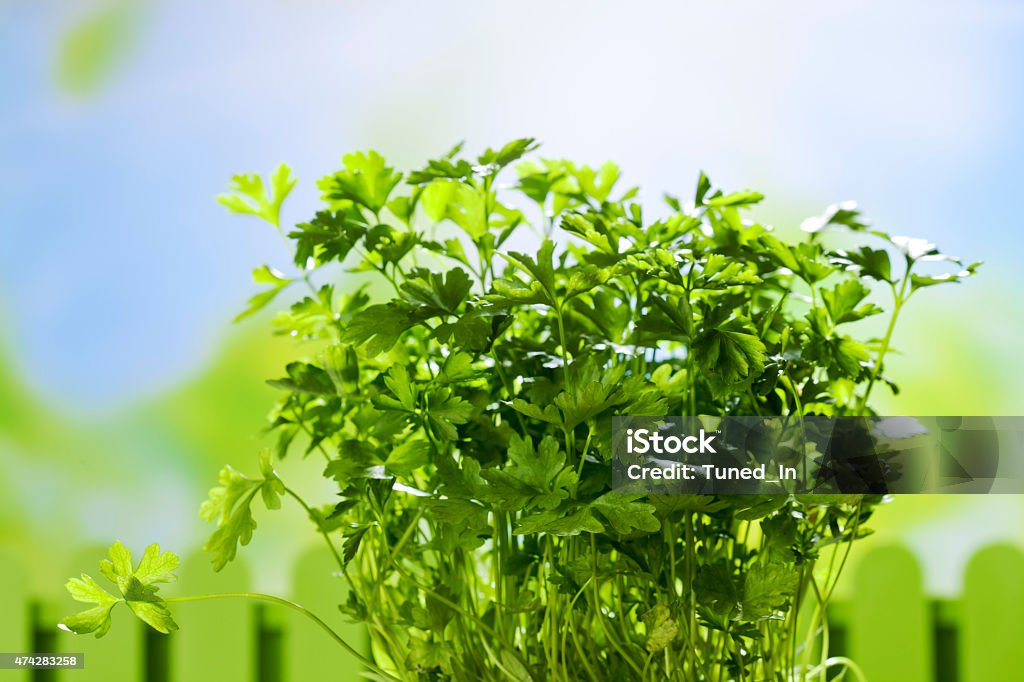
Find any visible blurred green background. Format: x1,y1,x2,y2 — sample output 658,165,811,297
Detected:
1,0,1023,677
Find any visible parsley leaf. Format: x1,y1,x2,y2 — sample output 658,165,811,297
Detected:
217,164,296,227
481,435,574,511
235,265,292,323
61,542,180,637
200,451,285,571
319,151,402,214
694,315,767,386
289,209,367,267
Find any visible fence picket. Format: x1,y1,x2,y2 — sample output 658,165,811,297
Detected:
285,547,367,681
849,545,932,682
961,543,1024,682
0,548,30,682
54,546,139,682
8,540,1024,681
169,551,254,682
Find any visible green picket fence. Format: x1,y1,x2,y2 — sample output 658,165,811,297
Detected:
832,543,1024,682
0,545,367,682
2,543,1022,681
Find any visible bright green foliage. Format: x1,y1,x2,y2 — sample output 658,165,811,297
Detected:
61,542,180,637
319,151,403,214
61,141,976,680
235,265,292,322
200,450,284,571
217,164,296,227
213,141,973,681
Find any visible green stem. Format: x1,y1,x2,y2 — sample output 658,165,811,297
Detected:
588,536,644,677
375,524,532,675
291,408,333,463
165,592,394,680
560,578,597,681
555,304,574,393
857,277,909,414
390,505,425,560
684,513,698,678
284,486,345,572
823,503,863,603
807,657,868,682
575,427,593,482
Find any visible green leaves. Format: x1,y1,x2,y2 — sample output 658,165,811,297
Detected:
693,316,767,386
342,302,423,356
696,559,799,622
200,451,285,571
201,140,972,680
289,209,367,267
372,366,473,441
61,574,119,638
481,435,574,511
421,183,487,238
341,268,474,356
513,493,658,537
553,376,627,430
235,265,292,322
835,246,892,282
910,261,981,292
741,561,800,620
762,236,835,284
501,240,557,302
591,493,660,534
319,151,402,214
705,190,764,208
424,387,473,440
409,138,537,184
822,278,882,325
218,164,296,227
642,605,680,653
375,365,417,412
514,506,604,536
401,267,473,314
477,138,539,173
267,362,336,396
695,562,741,617
636,294,693,344
800,200,869,233
61,542,180,638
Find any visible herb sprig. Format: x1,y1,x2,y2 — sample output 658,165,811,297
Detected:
62,140,976,682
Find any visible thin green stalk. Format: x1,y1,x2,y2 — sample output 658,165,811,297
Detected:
807,657,867,682
374,524,532,675
560,578,596,681
291,408,333,464
857,276,909,414
589,535,645,677
825,506,864,603
284,486,345,572
390,505,425,559
576,426,594,482
554,303,574,393
166,592,394,680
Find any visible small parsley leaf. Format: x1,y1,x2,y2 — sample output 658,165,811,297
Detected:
61,542,180,638
217,164,296,227
200,451,285,571
319,151,402,214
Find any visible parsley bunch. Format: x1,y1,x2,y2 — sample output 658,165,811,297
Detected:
63,140,976,681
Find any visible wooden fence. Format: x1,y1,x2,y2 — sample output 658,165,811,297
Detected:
2,543,1022,681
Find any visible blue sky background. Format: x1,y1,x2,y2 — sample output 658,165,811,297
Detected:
2,0,1023,413
1,0,1023,595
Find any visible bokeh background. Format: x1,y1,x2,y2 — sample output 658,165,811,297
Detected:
1,0,1023,666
